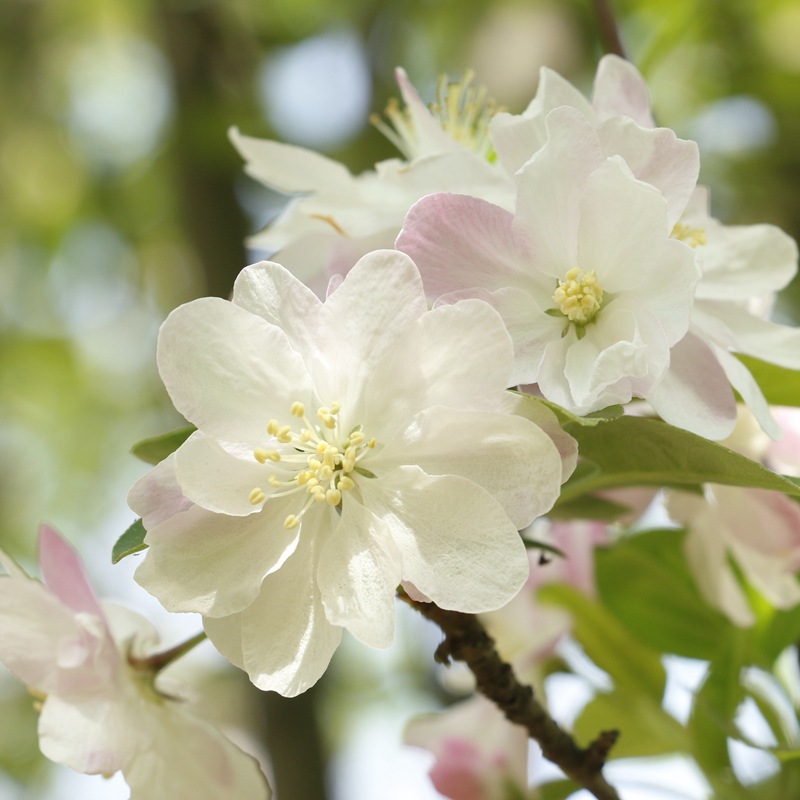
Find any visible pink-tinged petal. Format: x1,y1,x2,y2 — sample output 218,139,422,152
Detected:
695,223,797,300
38,694,133,776
361,299,515,432
127,455,192,530
767,408,800,476
405,695,529,800
232,261,322,357
592,55,655,127
597,118,699,228
157,297,312,443
0,572,108,696
667,490,755,627
712,345,781,439
490,67,594,175
647,332,737,440
229,127,353,194
317,496,402,648
38,525,104,619
394,67,460,156
173,432,274,517
205,527,343,697
397,193,537,298
363,467,529,614
124,704,272,800
135,502,298,617
377,407,563,529
515,107,604,278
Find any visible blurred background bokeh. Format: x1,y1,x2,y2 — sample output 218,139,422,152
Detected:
2,0,800,797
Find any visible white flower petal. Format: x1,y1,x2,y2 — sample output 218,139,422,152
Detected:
232,261,322,357
205,528,342,698
377,406,563,529
363,467,529,614
157,297,312,443
174,432,272,517
135,503,298,617
647,332,737,439
230,127,353,194
592,55,655,127
317,496,402,648
127,454,193,529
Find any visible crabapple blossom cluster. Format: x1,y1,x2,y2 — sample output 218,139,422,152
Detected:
3,49,800,800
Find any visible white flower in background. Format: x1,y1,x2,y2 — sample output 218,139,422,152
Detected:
398,106,698,415
656,186,800,439
489,54,700,228
131,251,570,697
405,694,530,800
0,526,270,800
666,486,800,627
231,69,513,290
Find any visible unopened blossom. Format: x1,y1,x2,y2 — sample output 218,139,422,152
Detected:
666,486,800,626
489,54,699,228
231,69,513,290
398,106,699,415
0,526,270,800
405,695,530,800
131,251,569,697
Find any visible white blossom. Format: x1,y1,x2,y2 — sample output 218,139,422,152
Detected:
131,251,571,696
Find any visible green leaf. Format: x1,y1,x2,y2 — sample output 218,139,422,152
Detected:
130,426,195,465
595,529,736,660
112,518,148,564
574,689,689,758
558,416,800,502
517,394,623,427
537,584,666,699
737,355,800,408
548,493,630,522
537,779,579,800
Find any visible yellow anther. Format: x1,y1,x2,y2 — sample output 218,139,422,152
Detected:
249,488,266,505
284,515,300,530
671,222,708,248
254,448,280,463
339,475,355,492
316,442,328,455
329,401,342,414
300,429,312,443
306,478,320,488
268,475,283,488
323,451,338,470
326,488,342,506
319,465,334,480
553,268,604,325
349,431,365,447
367,438,377,448
267,419,280,435
291,401,305,417
276,425,292,443
312,487,326,503
309,458,322,471
296,470,313,486
342,447,357,473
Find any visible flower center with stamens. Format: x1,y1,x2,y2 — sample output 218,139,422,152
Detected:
671,222,707,248
552,268,604,326
248,401,377,530
371,70,499,161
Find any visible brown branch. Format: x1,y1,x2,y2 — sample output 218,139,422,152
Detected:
399,592,621,800
591,0,627,60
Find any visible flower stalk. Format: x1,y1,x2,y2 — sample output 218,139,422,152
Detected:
128,630,207,674
398,589,622,800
